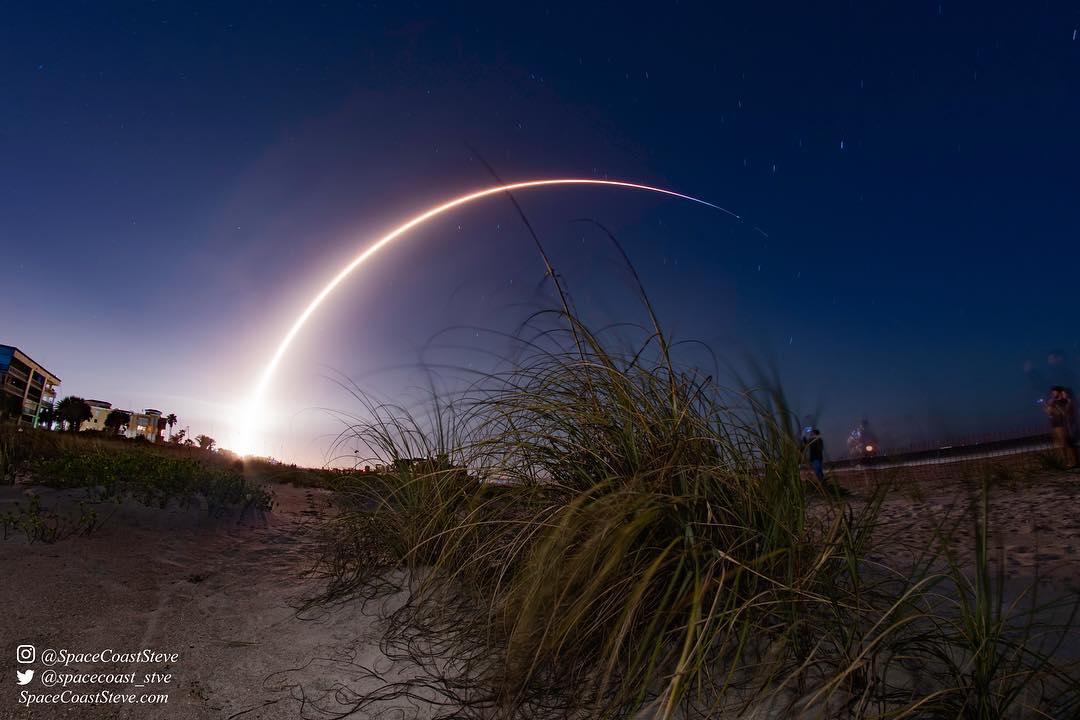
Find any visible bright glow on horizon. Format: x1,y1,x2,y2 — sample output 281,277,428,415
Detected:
234,178,729,458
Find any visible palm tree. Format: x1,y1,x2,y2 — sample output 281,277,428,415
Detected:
165,413,178,440
195,434,216,451
104,409,131,436
56,396,92,433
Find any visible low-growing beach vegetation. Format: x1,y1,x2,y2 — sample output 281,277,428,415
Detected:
0,427,274,525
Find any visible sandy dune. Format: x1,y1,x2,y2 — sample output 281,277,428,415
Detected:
0,483,401,719
3,468,1080,718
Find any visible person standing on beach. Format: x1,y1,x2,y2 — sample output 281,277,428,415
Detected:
1064,387,1080,470
1046,387,1079,469
803,428,826,482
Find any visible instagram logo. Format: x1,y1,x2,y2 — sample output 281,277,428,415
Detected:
16,645,35,664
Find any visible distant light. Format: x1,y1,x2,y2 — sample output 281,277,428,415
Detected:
865,444,874,452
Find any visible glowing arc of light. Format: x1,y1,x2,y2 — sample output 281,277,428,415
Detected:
239,178,730,455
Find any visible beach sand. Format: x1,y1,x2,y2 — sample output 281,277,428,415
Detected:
2,465,1079,718
0,482,406,719
852,468,1080,595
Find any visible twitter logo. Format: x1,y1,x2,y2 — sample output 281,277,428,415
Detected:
16,669,33,685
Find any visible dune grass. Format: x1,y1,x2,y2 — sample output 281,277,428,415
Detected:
303,292,1080,719
304,289,1080,720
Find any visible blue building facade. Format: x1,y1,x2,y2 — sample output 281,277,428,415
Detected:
0,344,61,427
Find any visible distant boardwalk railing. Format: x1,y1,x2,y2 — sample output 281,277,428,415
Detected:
829,430,1051,470
824,427,1055,488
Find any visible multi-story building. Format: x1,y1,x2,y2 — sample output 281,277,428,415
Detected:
127,408,165,443
82,402,166,442
83,399,114,432
0,345,61,427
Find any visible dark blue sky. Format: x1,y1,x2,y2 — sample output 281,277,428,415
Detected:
4,2,1078,461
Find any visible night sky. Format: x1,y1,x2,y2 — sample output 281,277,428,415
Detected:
4,3,1078,463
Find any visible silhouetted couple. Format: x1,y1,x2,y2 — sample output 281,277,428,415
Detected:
1046,386,1079,470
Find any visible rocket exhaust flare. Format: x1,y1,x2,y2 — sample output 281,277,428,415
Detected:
236,178,728,456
